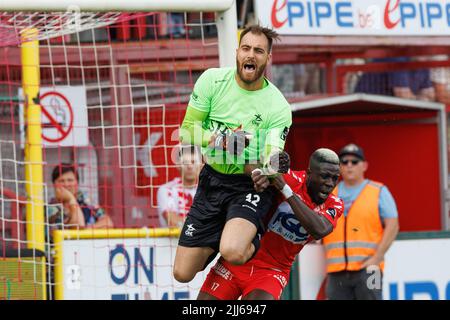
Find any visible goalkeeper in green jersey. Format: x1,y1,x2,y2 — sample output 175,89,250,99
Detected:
173,25,292,283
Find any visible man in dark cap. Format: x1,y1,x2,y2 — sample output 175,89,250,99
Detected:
322,143,399,300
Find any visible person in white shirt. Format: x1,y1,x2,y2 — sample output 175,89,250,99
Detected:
157,145,203,228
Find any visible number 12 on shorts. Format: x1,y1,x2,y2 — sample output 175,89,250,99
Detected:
245,193,260,207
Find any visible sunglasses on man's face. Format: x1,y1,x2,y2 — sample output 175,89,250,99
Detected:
340,159,361,166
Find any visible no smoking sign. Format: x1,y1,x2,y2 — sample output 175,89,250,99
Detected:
40,91,74,143
20,86,89,147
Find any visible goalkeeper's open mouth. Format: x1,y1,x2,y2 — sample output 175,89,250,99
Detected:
243,62,256,75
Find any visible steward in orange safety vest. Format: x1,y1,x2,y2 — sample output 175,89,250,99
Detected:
322,181,385,272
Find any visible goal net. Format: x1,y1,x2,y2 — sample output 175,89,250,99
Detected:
0,2,236,300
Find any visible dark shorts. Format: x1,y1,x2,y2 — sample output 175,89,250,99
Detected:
178,164,275,251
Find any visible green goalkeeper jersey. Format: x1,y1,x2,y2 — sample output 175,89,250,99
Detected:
180,67,292,174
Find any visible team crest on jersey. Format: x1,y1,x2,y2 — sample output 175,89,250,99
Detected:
268,202,309,244
252,114,263,126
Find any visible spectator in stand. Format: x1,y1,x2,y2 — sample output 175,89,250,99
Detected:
168,12,186,38
354,57,435,101
271,63,321,98
47,164,114,229
430,55,450,105
336,58,365,94
157,145,203,228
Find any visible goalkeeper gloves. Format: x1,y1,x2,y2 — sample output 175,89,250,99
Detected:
213,130,252,156
259,150,290,175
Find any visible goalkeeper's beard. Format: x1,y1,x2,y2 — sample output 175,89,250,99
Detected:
236,58,267,85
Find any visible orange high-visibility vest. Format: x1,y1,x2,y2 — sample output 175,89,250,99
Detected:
322,180,384,273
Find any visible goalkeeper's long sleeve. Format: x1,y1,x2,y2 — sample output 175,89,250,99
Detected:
260,144,283,176
179,106,213,147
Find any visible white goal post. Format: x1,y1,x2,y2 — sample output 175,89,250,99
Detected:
0,0,238,67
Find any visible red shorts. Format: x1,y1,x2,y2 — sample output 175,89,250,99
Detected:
200,259,289,300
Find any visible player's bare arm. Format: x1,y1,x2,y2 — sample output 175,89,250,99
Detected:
271,174,333,240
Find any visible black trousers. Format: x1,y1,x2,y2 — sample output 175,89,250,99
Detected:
326,269,383,300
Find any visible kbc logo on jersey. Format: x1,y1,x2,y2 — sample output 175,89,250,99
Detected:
268,202,309,244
